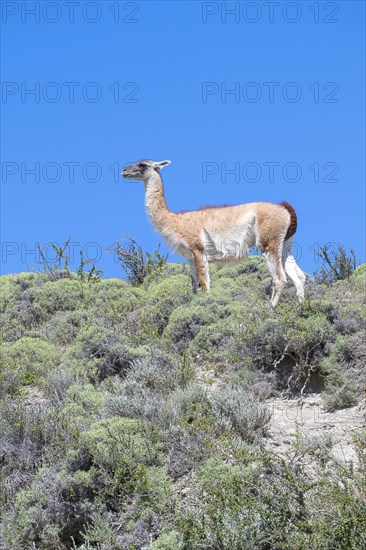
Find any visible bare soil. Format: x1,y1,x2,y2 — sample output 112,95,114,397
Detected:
265,395,365,466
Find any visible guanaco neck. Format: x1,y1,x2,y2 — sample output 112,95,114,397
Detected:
144,171,176,233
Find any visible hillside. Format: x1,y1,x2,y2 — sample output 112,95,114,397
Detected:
0,258,365,549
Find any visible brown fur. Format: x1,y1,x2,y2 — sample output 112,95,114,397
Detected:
179,204,232,214
197,204,232,211
256,202,289,254
281,201,297,241
193,249,208,290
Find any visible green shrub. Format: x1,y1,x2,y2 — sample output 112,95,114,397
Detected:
134,465,172,512
142,262,191,289
91,278,145,317
0,274,50,338
230,303,333,393
60,383,105,433
104,377,171,424
42,310,90,344
187,318,237,365
175,457,261,548
69,324,147,380
175,453,366,549
77,513,115,548
212,387,271,442
169,384,210,420
164,300,230,353
151,530,184,549
10,466,96,549
0,276,22,313
32,278,86,313
144,274,193,333
348,262,366,297
214,255,270,281
165,385,216,477
12,271,50,290
197,456,257,489
103,348,195,425
12,485,62,548
321,357,358,412
319,334,362,411
81,417,161,472
0,337,58,391
124,349,195,396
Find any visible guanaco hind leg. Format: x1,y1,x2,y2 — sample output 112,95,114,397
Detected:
282,238,305,302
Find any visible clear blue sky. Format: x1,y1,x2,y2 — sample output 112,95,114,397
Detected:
1,0,365,277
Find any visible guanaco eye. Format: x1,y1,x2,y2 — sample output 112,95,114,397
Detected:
139,163,148,168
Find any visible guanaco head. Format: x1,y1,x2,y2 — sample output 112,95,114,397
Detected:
122,159,171,181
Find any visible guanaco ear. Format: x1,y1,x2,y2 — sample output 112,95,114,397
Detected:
154,160,171,170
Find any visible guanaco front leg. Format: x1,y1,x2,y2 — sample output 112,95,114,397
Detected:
192,250,210,291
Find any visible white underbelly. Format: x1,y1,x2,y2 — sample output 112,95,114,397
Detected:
161,229,192,260
202,217,255,263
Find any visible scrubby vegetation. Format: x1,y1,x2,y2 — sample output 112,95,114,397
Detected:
314,243,359,285
108,238,168,287
0,252,365,549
